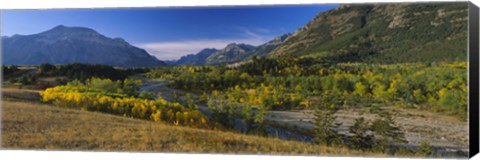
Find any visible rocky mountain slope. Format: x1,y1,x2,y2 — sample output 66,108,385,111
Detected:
238,34,291,60
268,3,468,63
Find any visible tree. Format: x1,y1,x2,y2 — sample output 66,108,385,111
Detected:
370,111,406,151
312,92,343,146
412,89,426,104
198,92,208,103
185,93,198,109
438,88,467,119
372,83,388,101
172,91,180,103
19,76,29,85
386,79,399,100
122,79,141,97
39,63,56,74
349,117,374,150
139,91,156,100
239,72,253,82
313,106,342,146
88,78,119,93
3,65,19,76
353,81,367,96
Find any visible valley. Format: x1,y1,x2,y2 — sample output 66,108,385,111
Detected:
1,65,469,157
1,2,471,158
3,96,373,155
138,73,469,157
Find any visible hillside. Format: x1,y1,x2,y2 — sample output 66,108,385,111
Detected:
1,89,384,156
269,3,468,63
2,25,166,68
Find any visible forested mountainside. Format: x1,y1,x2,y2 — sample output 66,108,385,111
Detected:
269,3,468,64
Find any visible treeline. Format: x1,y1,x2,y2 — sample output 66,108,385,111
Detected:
2,65,37,85
3,63,149,86
147,57,468,119
205,84,307,131
40,78,209,127
2,65,20,76
145,56,465,154
39,63,149,82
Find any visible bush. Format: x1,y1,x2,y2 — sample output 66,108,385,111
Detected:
40,78,209,128
417,140,434,157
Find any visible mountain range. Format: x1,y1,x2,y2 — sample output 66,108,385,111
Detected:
174,48,218,66
173,34,291,66
2,3,468,67
173,3,467,66
2,25,166,67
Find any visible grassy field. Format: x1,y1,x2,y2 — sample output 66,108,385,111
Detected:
1,88,387,156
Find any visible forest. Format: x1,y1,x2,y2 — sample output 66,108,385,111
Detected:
2,54,466,156
147,56,468,119
141,55,467,154
2,50,462,155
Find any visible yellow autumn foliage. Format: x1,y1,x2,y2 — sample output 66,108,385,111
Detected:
40,81,209,128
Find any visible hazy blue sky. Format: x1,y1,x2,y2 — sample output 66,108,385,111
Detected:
1,5,338,60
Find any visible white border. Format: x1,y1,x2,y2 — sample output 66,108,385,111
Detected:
0,0,478,160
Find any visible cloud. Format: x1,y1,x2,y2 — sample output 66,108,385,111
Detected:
236,27,271,39
137,37,271,60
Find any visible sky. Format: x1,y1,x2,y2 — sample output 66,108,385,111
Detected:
1,4,338,60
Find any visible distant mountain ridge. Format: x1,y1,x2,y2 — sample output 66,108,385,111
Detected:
2,25,166,67
175,48,218,66
242,33,291,59
204,43,256,65
174,34,291,66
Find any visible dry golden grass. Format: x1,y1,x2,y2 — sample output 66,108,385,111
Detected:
2,88,42,102
0,100,387,156
1,88,386,156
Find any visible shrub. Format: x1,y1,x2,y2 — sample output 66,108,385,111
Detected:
40,78,209,128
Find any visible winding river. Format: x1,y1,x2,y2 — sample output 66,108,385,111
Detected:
138,78,468,157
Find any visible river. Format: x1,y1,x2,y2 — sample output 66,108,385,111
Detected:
138,78,469,157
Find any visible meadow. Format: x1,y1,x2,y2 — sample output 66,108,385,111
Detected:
2,89,387,156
